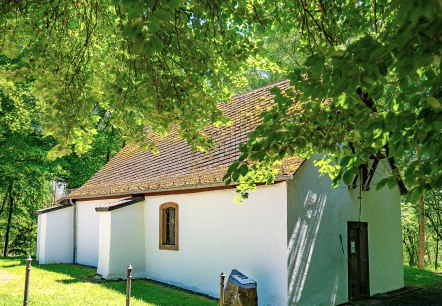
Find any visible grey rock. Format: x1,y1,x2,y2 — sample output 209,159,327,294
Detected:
224,269,257,306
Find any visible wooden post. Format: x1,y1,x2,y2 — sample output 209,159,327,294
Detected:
220,272,225,306
23,255,32,306
126,264,132,306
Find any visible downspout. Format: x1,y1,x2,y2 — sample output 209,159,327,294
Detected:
69,198,77,264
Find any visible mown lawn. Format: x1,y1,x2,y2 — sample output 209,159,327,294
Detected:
0,257,217,306
404,265,442,287
380,266,442,305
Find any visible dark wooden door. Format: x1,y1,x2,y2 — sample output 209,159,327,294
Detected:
348,222,370,300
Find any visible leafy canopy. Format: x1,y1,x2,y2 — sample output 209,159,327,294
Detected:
1,0,267,155
1,0,441,199
224,0,442,200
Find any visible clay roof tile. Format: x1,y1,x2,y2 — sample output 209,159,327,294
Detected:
68,80,304,198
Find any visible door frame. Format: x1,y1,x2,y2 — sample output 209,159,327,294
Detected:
347,221,370,301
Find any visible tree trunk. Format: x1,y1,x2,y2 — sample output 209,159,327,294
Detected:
436,239,439,271
427,244,431,264
417,145,425,269
404,228,417,266
418,190,425,268
3,183,14,257
0,194,7,215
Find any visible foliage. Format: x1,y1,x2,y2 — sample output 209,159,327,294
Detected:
426,190,442,242
0,54,56,255
0,0,270,156
222,0,442,199
56,108,124,189
402,201,419,266
402,190,442,270
0,258,216,306
0,50,124,255
0,1,440,200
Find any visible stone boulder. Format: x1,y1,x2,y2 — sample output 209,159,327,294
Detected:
224,269,257,306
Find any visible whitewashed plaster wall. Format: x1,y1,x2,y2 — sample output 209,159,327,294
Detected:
36,213,42,261
37,207,73,264
286,158,403,306
97,212,111,276
97,202,145,278
76,198,124,266
143,183,288,306
358,161,404,295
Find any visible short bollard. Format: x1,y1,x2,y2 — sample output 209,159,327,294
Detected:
126,264,133,306
220,272,225,306
23,255,32,306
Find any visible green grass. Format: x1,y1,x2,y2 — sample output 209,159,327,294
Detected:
4,258,440,306
0,257,217,306
404,265,442,287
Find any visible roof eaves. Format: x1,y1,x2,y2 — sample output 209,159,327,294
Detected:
387,157,408,195
64,174,296,201
95,196,145,212
36,203,73,215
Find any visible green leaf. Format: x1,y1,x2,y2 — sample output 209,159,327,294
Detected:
239,163,249,176
232,171,240,182
166,0,182,9
150,36,164,52
426,97,441,109
340,156,351,167
343,170,355,185
269,87,281,95
376,177,390,190
296,137,307,148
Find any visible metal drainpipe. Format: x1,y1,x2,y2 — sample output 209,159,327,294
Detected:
69,198,77,264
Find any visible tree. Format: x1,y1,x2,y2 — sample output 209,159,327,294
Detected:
224,0,442,200
0,0,264,156
402,201,419,267
1,1,441,198
425,190,442,270
0,47,128,255
56,108,125,189
0,66,55,255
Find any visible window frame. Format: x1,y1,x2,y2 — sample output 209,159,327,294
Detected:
159,202,179,251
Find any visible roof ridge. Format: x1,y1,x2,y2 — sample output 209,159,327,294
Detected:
231,79,290,101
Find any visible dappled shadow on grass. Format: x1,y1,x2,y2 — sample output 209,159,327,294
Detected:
0,256,26,268
2,263,23,268
56,278,84,285
105,279,217,306
36,262,217,306
34,262,97,279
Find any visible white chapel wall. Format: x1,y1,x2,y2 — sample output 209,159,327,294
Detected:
76,198,124,266
104,201,145,278
358,161,403,295
37,207,74,264
36,213,44,262
286,157,403,305
143,183,288,306
97,211,111,276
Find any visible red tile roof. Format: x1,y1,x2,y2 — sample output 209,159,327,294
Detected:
68,80,304,199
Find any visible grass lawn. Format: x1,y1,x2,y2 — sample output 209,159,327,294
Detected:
3,258,440,306
0,257,217,306
404,265,442,287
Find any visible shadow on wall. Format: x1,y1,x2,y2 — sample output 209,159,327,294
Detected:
288,189,334,305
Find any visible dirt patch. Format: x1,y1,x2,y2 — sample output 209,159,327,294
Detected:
339,285,442,305
376,285,442,305
0,272,19,283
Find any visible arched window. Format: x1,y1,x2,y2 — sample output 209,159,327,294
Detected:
159,202,179,250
